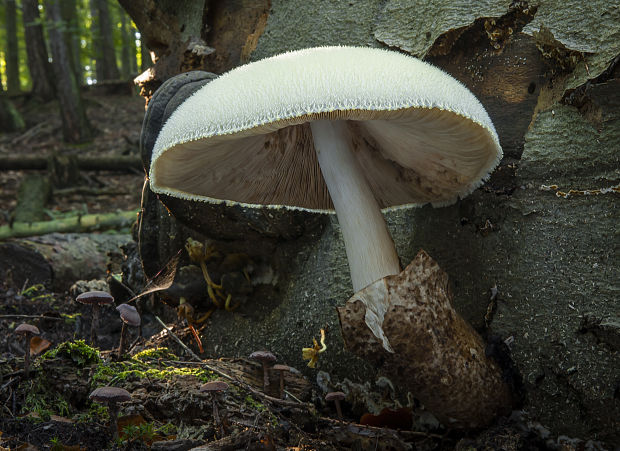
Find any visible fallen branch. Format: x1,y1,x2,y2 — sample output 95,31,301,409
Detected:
0,314,64,321
0,155,142,172
0,209,139,240
153,315,203,362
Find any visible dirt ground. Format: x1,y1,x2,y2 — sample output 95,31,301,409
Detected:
0,90,606,451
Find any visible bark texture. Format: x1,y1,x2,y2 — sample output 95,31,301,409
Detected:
5,0,20,94
45,0,93,143
22,0,56,101
60,0,82,84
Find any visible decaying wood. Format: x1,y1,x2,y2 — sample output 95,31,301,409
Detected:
0,232,131,290
0,155,142,172
0,210,138,240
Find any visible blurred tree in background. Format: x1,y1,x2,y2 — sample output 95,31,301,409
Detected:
0,0,148,141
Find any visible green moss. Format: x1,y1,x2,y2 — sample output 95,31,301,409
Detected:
132,347,178,362
92,360,215,387
244,394,266,412
42,340,101,367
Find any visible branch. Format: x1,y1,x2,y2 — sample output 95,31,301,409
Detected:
0,210,139,240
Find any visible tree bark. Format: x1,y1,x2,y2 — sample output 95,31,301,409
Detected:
22,0,56,101
140,35,151,72
5,0,20,94
45,0,94,143
119,8,135,78
93,0,120,81
118,0,211,99
60,0,83,85
89,0,103,82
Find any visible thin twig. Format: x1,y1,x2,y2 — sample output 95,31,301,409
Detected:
153,315,202,362
164,359,305,406
0,314,64,321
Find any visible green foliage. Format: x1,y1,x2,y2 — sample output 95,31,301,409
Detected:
42,339,102,367
23,378,71,420
60,312,81,325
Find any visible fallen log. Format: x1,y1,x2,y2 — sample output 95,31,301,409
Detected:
0,155,143,172
0,209,139,240
0,232,132,290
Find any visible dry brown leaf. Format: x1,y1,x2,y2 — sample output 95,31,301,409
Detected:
29,336,52,356
50,415,73,423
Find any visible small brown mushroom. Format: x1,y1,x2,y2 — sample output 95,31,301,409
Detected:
272,364,291,399
116,304,141,358
325,391,346,420
14,323,40,378
200,380,229,437
76,291,114,345
89,386,131,439
249,350,276,392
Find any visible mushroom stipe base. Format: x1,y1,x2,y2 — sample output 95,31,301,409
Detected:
337,250,513,428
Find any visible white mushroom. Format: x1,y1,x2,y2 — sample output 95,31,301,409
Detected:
151,46,500,346
149,46,509,427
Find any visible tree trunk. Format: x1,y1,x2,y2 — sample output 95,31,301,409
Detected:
89,0,103,82
140,36,151,72
118,0,211,99
130,24,138,74
22,0,56,101
94,0,120,81
5,0,21,95
119,8,134,78
60,0,83,85
45,0,94,143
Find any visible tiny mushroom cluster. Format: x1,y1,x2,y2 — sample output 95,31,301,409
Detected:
249,350,277,393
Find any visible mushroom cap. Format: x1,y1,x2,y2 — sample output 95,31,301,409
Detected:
150,46,502,212
325,391,346,402
76,291,114,306
90,386,131,403
272,364,291,372
14,323,40,336
116,304,141,326
249,350,277,363
200,380,229,393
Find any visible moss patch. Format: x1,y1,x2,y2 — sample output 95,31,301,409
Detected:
42,340,101,367
92,360,216,387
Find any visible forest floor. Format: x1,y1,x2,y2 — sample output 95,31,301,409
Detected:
0,89,590,451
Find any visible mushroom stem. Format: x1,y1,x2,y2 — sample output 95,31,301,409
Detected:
108,402,120,439
310,120,401,291
118,322,127,358
23,334,31,379
90,304,100,345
